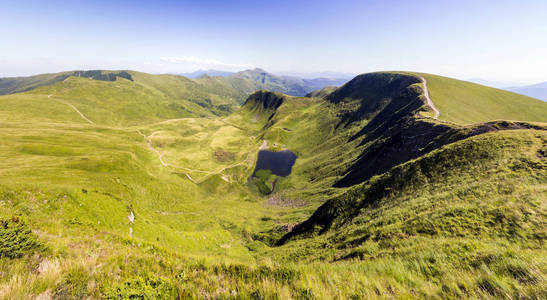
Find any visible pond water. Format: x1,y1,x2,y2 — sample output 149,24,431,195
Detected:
253,150,297,177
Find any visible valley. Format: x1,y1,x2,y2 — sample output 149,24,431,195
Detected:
0,70,545,299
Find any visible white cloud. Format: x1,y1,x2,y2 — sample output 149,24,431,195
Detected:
160,56,253,70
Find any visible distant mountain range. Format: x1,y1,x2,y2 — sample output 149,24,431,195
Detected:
273,71,356,80
178,68,351,97
466,78,525,89
178,69,235,78
226,68,350,96
179,69,355,80
507,82,547,101
467,78,547,101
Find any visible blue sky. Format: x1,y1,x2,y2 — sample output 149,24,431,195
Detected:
1,0,546,84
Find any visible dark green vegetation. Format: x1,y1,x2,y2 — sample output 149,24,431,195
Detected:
0,217,45,259
0,69,545,299
250,169,277,195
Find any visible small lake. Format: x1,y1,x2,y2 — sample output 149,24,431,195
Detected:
253,150,297,177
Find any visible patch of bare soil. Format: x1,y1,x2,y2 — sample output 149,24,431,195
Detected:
213,149,235,163
266,193,307,208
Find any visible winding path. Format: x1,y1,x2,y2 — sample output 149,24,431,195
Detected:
46,92,253,184
136,130,255,184
48,94,95,124
418,76,440,119
137,129,197,183
136,130,170,167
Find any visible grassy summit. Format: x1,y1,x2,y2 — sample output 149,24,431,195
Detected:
0,70,545,299
418,73,547,124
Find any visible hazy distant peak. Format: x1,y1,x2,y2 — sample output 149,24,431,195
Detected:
507,81,547,101
177,69,234,78
236,68,268,75
466,78,523,89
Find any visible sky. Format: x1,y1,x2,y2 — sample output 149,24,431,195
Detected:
1,0,547,84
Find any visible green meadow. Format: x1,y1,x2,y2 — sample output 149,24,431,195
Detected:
0,70,545,299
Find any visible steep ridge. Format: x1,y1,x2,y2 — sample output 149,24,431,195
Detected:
279,129,546,242
267,73,547,299
307,72,544,187
237,72,545,192
323,72,452,187
237,72,546,241
241,90,286,128
271,129,547,297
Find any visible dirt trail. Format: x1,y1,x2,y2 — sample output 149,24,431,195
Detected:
418,77,440,119
45,92,253,184
48,94,95,124
136,129,256,184
136,130,198,183
136,130,169,167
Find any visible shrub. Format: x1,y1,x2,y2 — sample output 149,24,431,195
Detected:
103,273,178,299
0,216,45,258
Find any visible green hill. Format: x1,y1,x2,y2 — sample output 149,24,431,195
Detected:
1,69,349,111
418,73,547,124
0,70,545,299
277,130,546,298
0,70,133,95
0,70,251,127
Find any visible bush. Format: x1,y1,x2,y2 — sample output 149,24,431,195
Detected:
0,216,45,258
103,273,178,299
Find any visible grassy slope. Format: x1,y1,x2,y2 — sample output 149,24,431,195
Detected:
130,71,244,113
256,73,547,298
419,73,547,124
0,83,306,298
29,77,213,126
0,70,133,95
275,130,547,298
231,87,547,298
0,70,250,119
0,76,363,298
0,70,546,299
0,72,71,95
1,70,264,128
